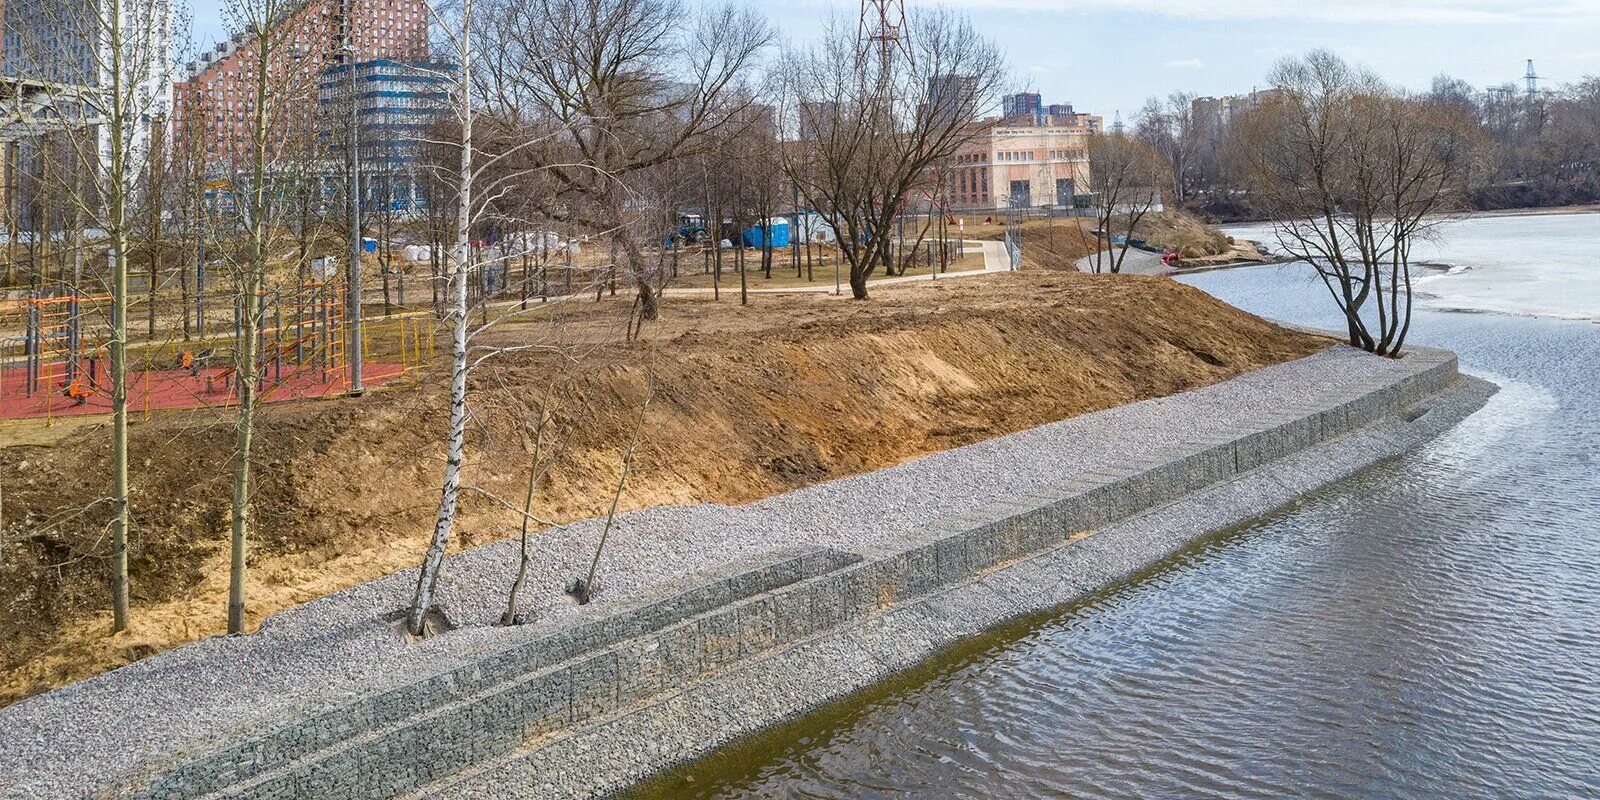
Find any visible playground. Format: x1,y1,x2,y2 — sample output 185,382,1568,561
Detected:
0,281,428,422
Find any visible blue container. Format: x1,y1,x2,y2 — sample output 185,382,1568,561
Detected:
742,219,791,249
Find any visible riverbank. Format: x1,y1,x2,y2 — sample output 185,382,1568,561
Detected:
1189,201,1600,226
0,271,1321,706
0,340,1493,799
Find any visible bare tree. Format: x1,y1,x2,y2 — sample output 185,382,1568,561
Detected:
479,0,771,323
403,0,608,637
499,388,571,625
1233,50,1486,356
1085,131,1169,274
775,8,1007,299
1136,91,1201,202
203,0,325,633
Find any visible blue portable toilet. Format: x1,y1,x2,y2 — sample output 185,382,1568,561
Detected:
742,218,790,249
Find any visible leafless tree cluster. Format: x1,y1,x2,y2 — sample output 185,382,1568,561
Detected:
1142,63,1598,218
1084,131,1169,274
774,8,1007,299
467,0,771,322
1429,74,1600,209
1231,50,1488,356
1134,91,1200,203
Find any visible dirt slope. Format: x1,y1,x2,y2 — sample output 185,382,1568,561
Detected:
0,271,1327,704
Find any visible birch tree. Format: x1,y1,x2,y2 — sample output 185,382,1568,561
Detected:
13,0,178,632
406,0,478,634
403,0,604,636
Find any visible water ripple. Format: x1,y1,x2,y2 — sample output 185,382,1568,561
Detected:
654,267,1600,800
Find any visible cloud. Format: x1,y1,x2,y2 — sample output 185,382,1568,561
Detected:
920,0,1599,25
1164,58,1205,69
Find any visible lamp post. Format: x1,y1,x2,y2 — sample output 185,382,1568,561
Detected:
343,41,364,393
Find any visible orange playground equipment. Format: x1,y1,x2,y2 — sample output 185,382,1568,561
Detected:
1,281,432,422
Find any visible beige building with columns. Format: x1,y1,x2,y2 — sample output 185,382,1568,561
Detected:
950,113,1101,211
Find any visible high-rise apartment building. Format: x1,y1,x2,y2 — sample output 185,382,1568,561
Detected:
317,58,450,210
926,73,979,127
797,101,840,141
1192,88,1283,143
1,0,174,227
173,0,429,168
1002,91,1041,123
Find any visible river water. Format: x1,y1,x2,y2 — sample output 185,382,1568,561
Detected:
634,213,1600,799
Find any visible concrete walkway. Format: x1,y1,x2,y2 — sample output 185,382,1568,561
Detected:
598,239,1011,299
1075,248,1171,275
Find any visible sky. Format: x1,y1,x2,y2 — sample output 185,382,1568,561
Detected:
186,0,1600,119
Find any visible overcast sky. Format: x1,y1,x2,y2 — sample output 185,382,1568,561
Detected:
187,0,1600,118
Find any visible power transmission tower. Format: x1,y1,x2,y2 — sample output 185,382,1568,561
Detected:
857,0,909,70
1525,59,1539,96
857,0,910,273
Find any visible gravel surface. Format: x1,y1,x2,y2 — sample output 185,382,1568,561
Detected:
0,344,1424,799
1075,248,1170,275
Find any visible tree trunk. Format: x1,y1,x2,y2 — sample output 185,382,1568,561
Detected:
109,243,130,633
410,255,468,635
409,9,474,635
227,294,258,633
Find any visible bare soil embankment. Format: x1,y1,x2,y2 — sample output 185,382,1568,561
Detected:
0,271,1327,705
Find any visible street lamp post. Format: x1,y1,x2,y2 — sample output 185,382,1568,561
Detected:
343,42,364,394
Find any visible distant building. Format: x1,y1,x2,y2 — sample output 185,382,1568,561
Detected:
925,74,979,127
797,100,839,140
1001,91,1041,123
949,114,1101,210
2,0,174,228
1192,87,1283,142
173,0,430,169
318,59,450,212
998,92,1101,131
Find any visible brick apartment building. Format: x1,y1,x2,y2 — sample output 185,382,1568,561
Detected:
173,0,429,167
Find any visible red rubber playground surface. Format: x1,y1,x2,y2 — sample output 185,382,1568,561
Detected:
0,362,406,420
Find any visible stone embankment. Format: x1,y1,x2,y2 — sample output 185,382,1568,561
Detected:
0,345,1495,800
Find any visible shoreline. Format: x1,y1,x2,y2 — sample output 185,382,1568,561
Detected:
0,345,1493,800
1210,204,1600,227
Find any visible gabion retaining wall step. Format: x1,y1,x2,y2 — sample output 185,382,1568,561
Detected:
100,349,1478,800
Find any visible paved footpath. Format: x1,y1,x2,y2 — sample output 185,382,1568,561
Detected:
665,239,1012,295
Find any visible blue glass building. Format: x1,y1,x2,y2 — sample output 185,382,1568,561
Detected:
318,58,452,213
